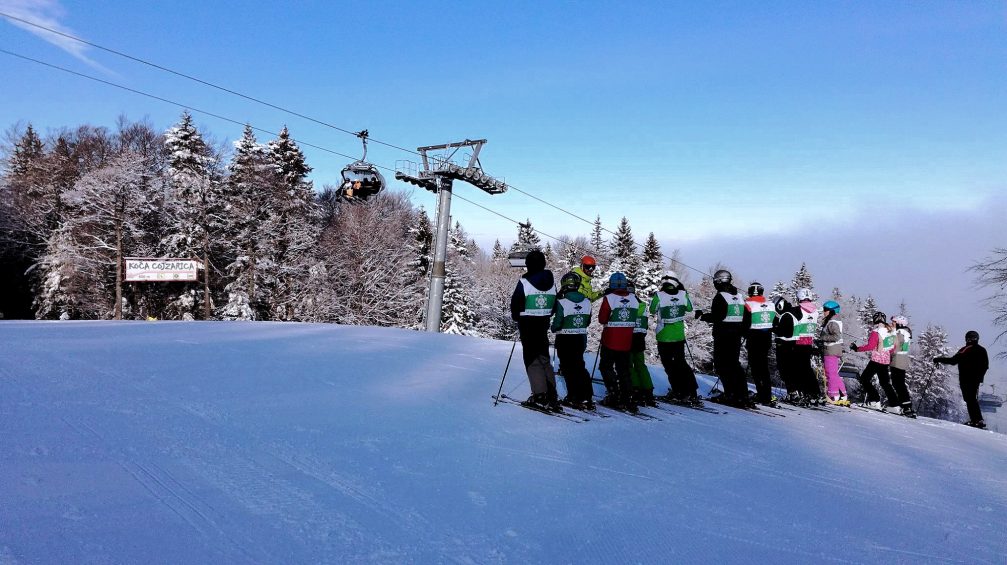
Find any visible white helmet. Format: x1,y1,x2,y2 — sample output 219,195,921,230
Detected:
662,270,680,282
892,315,909,327
796,288,814,302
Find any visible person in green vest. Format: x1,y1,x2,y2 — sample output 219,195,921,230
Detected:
570,255,602,302
650,271,701,405
509,249,560,411
627,281,656,407
552,272,595,410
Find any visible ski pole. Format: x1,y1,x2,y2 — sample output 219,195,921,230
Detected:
589,348,601,380
494,333,520,406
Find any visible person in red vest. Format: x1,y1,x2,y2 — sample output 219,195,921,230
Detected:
597,272,639,412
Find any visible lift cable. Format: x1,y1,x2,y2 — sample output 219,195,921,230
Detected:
0,45,713,280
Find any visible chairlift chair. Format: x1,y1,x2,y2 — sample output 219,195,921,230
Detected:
337,130,385,202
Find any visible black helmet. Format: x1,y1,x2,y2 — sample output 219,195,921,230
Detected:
872,311,887,325
560,271,581,292
966,330,980,345
748,281,764,297
774,297,791,314
712,269,732,291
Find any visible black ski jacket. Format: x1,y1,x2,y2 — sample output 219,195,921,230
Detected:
936,344,990,383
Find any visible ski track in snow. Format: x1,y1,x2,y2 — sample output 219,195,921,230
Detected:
1,321,1006,564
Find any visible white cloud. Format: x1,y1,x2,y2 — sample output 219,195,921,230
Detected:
0,0,109,72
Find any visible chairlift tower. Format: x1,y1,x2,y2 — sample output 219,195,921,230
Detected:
396,139,507,332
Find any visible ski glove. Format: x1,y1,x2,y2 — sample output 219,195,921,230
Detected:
694,310,704,319
849,343,858,352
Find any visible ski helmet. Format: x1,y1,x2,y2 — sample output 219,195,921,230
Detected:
712,269,732,291
823,300,841,314
774,296,791,314
748,281,764,297
796,288,814,302
872,311,887,325
560,271,581,292
891,315,908,327
661,270,682,290
966,330,980,345
608,272,628,290
581,256,597,272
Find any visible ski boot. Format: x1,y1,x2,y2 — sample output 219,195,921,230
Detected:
862,401,883,410
884,404,903,415
522,393,550,410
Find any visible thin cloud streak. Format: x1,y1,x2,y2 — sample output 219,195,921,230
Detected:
0,0,113,74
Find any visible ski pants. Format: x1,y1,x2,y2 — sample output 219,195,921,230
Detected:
889,366,913,407
745,330,773,402
518,317,557,400
657,340,697,399
793,345,821,399
555,334,592,403
775,341,797,394
823,355,847,397
960,377,983,424
713,329,747,398
599,346,632,404
630,333,653,391
859,361,897,406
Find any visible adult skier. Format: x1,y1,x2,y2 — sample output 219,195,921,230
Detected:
774,297,801,403
697,269,751,407
509,249,560,411
597,272,639,412
889,315,916,417
552,272,594,409
650,271,701,405
934,331,990,429
849,312,898,411
820,300,849,405
793,288,825,405
742,281,776,406
628,282,656,406
571,256,602,302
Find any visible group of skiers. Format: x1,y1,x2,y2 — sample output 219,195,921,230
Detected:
510,251,991,428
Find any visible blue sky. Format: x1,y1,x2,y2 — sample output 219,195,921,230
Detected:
2,1,1007,362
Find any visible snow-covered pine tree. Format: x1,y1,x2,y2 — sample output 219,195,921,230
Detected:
404,207,433,329
441,221,478,335
510,219,541,252
788,262,817,300
769,281,789,302
162,112,221,320
637,232,664,300
589,215,607,263
542,241,556,267
265,125,321,321
220,125,272,320
491,239,506,261
908,324,960,420
604,216,640,284
857,295,879,338
684,275,716,372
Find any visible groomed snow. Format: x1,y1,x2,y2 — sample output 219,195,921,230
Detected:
1,321,1005,564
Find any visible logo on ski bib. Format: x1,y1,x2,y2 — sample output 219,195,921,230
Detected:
535,295,548,308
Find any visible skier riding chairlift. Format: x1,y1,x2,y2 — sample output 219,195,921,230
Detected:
337,130,385,202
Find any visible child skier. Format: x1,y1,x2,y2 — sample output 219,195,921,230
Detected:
509,249,560,412
597,272,639,412
742,281,776,406
628,282,656,407
552,272,595,410
820,300,848,405
889,315,916,417
650,271,701,405
697,270,751,407
773,297,801,403
849,312,898,411
793,288,825,406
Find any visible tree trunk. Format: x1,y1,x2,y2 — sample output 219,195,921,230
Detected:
115,219,122,320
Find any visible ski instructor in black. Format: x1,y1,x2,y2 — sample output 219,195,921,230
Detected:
934,330,990,429
697,269,751,407
510,249,561,411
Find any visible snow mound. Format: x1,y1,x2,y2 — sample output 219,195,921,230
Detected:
1,321,1005,564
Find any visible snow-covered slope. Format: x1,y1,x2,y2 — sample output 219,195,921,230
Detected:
1,321,1005,564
